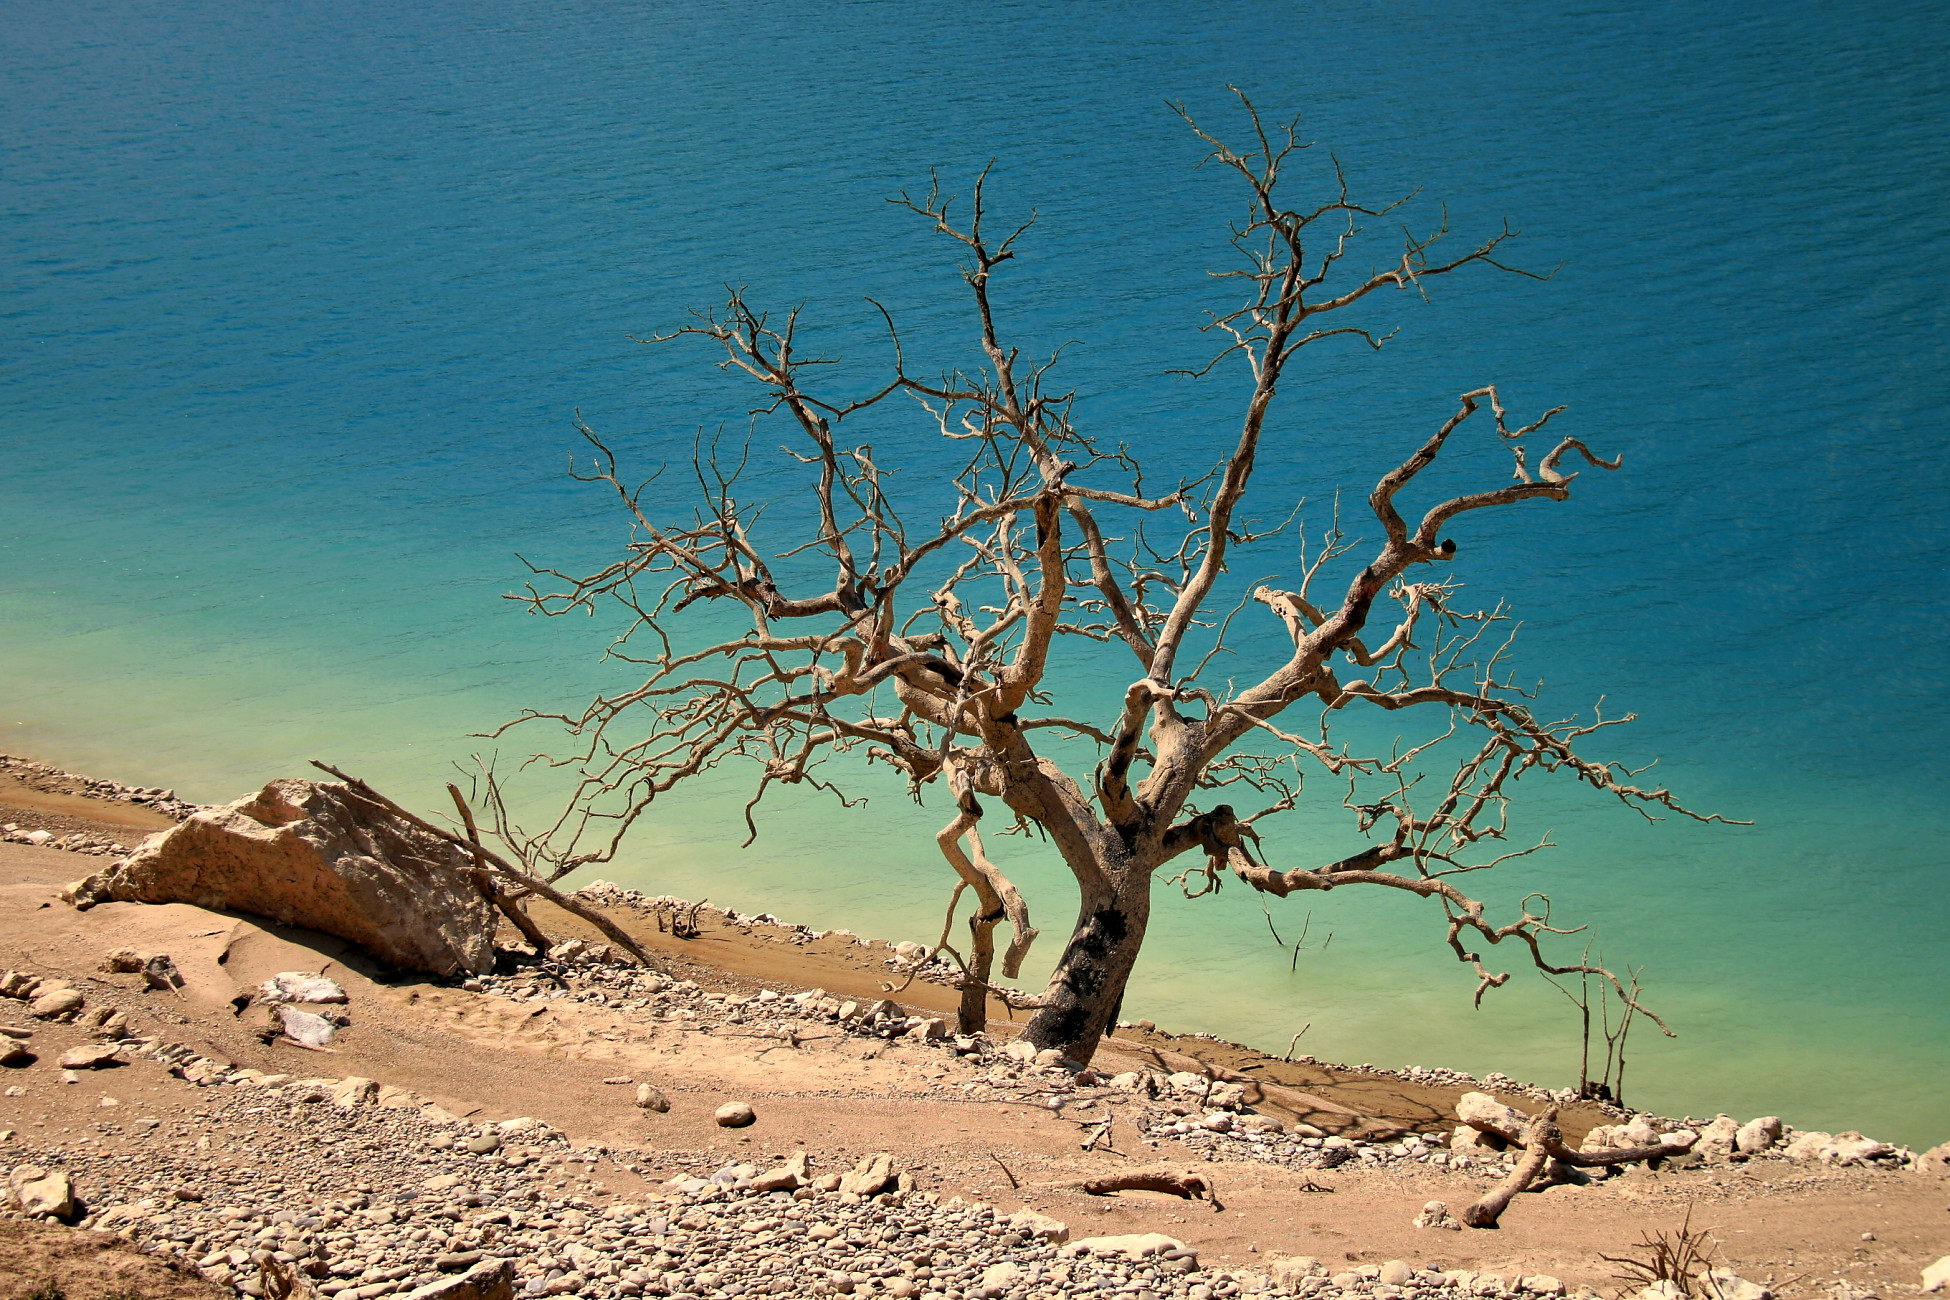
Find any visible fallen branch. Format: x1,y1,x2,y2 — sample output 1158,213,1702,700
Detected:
448,783,554,956
1455,1092,1698,1228
1047,1165,1222,1209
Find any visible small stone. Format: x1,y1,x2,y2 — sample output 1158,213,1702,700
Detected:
279,1005,337,1047
1521,1276,1566,1296
714,1101,756,1128
400,1256,515,1300
1413,1200,1462,1231
1924,1257,1950,1294
57,1043,122,1070
28,987,84,1019
466,1133,502,1155
332,1076,379,1107
97,1095,119,1108
837,1151,893,1196
0,1042,30,1067
601,1075,632,1085
634,1084,669,1112
1006,1210,1070,1243
1379,1261,1413,1286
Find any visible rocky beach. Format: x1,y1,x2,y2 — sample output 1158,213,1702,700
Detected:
1,754,1946,1300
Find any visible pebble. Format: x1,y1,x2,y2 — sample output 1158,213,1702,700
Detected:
713,1101,756,1128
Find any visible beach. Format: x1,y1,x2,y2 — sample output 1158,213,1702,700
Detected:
1,758,1946,1297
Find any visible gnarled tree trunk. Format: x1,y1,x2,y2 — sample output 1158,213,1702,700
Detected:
1020,858,1152,1064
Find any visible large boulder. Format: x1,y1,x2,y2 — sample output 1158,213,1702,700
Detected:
103,779,496,976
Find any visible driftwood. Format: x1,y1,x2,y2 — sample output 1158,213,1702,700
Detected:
1048,1165,1221,1209
448,783,555,956
310,761,664,972
1456,1093,1697,1227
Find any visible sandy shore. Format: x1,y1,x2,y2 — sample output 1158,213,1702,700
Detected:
0,762,1946,1298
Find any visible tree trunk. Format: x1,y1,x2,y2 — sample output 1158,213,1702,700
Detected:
1019,867,1150,1065
958,902,1000,1036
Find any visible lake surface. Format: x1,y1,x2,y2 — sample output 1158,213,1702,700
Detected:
4,0,1946,1145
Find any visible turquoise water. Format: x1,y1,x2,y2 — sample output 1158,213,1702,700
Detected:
4,2,1947,1145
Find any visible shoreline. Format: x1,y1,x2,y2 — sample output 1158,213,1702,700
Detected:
1,751,1934,1166
0,764,1946,1296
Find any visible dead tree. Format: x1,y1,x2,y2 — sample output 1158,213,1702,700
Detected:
492,92,1734,1057
1455,1092,1697,1227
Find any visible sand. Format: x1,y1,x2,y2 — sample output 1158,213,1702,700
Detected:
0,785,1946,1295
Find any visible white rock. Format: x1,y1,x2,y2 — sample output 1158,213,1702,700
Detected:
278,1005,337,1047
1706,1269,1771,1300
1378,1260,1413,1286
260,971,349,1003
1006,1209,1070,1243
1923,1256,1950,1294
1521,1277,1566,1296
713,1101,756,1129
1736,1116,1783,1154
331,1076,379,1107
837,1151,892,1195
980,1261,1022,1292
1456,1092,1530,1138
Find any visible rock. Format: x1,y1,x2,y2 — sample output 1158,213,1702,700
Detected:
1267,1257,1325,1289
103,778,497,975
1197,1111,1233,1132
1456,1092,1529,1138
332,1076,379,1108
261,971,349,1004
101,948,147,974
981,1261,1022,1293
811,1173,843,1192
0,1042,29,1067
1705,1270,1770,1300
749,1151,810,1192
1061,1233,1188,1261
1001,1040,1038,1063
23,830,54,847
278,1005,337,1047
1919,1141,1950,1175
1413,1200,1463,1231
1736,1116,1783,1154
1923,1257,1950,1294
1379,1261,1414,1286
56,1043,121,1070
552,939,587,962
9,1166,74,1218
1451,1124,1502,1151
905,1017,948,1041
1698,1114,1740,1160
400,1256,515,1300
465,1133,501,1155
1786,1129,1895,1165
838,1152,894,1196
1005,1210,1070,1244
28,988,84,1019
633,1084,669,1112
892,941,926,961
714,1101,756,1128
1521,1277,1566,1296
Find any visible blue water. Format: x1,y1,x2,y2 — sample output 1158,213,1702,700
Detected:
4,1,1947,1146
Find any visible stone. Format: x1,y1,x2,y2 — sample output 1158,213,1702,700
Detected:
980,1261,1022,1293
1705,1270,1770,1300
400,1256,515,1300
1378,1261,1413,1286
279,1005,337,1047
261,971,349,1003
838,1151,894,1196
1736,1116,1783,1154
1061,1233,1188,1261
1923,1257,1950,1294
103,778,498,975
28,987,84,1019
23,830,54,847
906,1017,948,1041
466,1133,501,1154
713,1101,756,1128
333,1076,379,1107
1450,1125,1501,1151
1919,1141,1950,1175
1786,1129,1895,1165
749,1151,810,1192
633,1084,669,1112
1414,1199,1462,1231
57,1043,121,1070
1267,1256,1325,1289
1521,1277,1566,1296
1006,1209,1070,1244
1698,1114,1740,1160
10,1165,74,1218
1456,1092,1529,1138
0,1042,28,1067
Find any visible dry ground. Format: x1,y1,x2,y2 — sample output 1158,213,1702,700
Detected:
1,781,1946,1297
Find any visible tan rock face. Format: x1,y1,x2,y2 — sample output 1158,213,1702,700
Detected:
105,778,496,975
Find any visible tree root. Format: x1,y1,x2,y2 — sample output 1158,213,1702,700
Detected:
1457,1095,1698,1228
